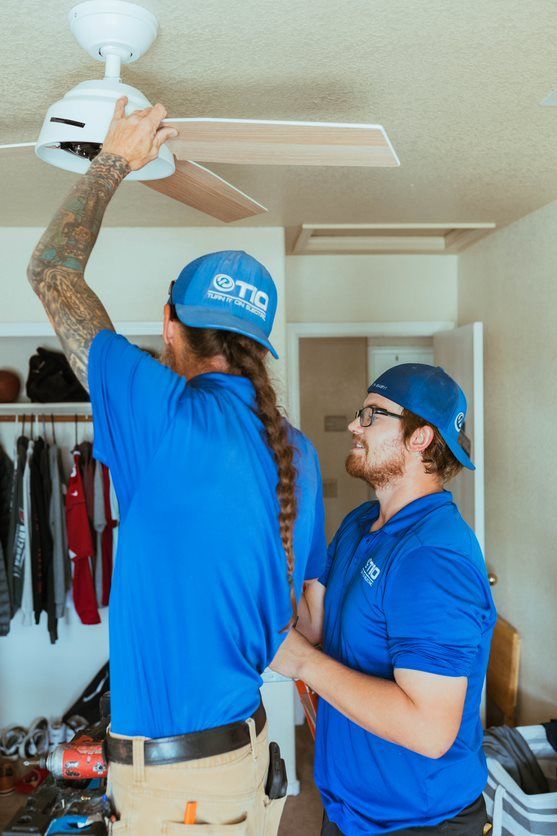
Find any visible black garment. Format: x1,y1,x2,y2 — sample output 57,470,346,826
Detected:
542,719,557,753
29,438,57,643
0,445,13,635
77,441,95,529
7,436,28,613
321,796,487,835
483,725,548,794
63,662,110,726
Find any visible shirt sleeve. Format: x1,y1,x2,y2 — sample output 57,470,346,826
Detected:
318,534,338,587
88,330,186,511
304,478,326,581
383,547,495,678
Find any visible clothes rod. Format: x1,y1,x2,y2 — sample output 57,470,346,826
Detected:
0,414,94,423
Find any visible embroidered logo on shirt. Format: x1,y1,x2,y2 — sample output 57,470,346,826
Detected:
361,558,381,587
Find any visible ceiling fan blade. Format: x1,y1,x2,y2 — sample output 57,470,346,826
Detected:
0,142,36,159
165,118,399,167
141,158,267,222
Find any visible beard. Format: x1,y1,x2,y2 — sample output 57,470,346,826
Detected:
345,437,405,489
160,342,177,371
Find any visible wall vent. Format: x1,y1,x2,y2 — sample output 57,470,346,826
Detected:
291,223,496,255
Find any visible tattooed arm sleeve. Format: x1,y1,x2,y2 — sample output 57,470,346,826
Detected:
27,152,131,391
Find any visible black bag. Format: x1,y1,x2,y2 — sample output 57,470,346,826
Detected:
26,347,90,403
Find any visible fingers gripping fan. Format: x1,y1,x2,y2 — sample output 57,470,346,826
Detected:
0,0,399,223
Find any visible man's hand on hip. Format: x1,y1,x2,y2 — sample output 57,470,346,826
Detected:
102,97,178,171
270,629,317,680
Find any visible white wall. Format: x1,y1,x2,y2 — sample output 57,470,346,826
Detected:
0,226,286,727
286,254,458,323
458,199,557,725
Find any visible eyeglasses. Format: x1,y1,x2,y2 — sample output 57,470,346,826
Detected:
167,280,175,305
354,406,403,428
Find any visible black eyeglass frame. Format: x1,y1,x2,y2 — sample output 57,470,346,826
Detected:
355,406,404,428
167,280,175,305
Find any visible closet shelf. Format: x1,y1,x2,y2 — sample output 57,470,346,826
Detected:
0,402,92,415
0,322,163,337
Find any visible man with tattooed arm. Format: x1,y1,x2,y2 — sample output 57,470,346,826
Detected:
27,98,326,835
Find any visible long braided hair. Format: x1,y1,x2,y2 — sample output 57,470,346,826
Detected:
176,322,299,631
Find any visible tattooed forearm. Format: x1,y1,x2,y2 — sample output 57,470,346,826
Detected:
27,152,131,390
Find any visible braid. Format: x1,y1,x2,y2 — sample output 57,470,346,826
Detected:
179,324,298,631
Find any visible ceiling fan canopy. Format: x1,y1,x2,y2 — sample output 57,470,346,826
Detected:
1,0,400,223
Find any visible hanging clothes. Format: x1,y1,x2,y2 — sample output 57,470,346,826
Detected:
8,435,29,616
20,440,34,626
101,464,116,606
0,445,14,636
66,449,100,625
77,441,95,529
49,444,69,620
93,458,106,606
30,437,57,643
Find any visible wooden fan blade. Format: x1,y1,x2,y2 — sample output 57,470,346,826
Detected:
165,118,399,167
141,159,267,222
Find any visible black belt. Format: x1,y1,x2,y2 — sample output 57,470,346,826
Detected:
106,702,266,766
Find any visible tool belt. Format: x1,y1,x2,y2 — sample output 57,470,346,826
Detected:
106,702,267,766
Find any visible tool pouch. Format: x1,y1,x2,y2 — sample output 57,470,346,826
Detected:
264,741,288,800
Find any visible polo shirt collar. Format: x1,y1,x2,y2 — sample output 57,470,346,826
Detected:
366,490,453,536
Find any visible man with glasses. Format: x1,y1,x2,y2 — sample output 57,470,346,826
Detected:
272,363,497,835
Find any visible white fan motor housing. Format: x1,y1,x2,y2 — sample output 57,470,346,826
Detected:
35,79,175,181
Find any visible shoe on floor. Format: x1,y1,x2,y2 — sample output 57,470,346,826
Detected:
0,725,26,758
18,717,49,759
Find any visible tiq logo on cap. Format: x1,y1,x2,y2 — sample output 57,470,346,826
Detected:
208,273,270,321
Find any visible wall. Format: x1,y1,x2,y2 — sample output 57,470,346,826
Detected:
0,226,285,727
458,199,557,724
299,337,370,541
286,254,458,323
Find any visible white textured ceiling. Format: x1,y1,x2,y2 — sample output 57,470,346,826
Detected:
1,0,557,229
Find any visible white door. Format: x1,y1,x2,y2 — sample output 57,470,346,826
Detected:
369,347,435,382
433,323,484,551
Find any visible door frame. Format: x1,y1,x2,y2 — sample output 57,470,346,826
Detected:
286,321,455,428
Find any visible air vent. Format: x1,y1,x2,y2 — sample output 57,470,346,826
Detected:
291,223,496,255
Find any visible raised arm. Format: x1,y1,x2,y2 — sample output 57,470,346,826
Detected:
27,97,177,390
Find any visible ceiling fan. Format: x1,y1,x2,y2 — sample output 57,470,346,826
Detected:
0,0,399,223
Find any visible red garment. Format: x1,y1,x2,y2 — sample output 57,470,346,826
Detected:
101,465,116,607
66,451,100,625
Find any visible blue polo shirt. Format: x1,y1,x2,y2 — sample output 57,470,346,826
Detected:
88,330,326,738
315,491,497,835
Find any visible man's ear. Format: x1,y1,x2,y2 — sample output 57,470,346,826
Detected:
163,304,175,346
407,425,435,455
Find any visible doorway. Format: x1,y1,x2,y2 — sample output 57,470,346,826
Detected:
289,321,483,547
298,336,434,541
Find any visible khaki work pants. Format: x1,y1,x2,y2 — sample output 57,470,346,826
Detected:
108,721,286,835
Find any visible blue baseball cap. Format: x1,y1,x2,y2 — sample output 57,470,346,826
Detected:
367,363,475,470
169,250,279,358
